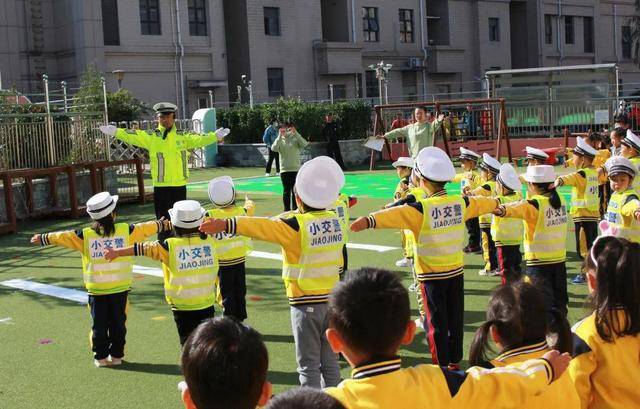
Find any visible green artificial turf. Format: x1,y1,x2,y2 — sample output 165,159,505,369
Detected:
0,166,589,409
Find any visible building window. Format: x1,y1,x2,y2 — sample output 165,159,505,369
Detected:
399,9,414,43
488,18,500,42
583,16,594,53
102,0,120,45
622,26,632,59
362,7,379,42
365,70,379,98
140,0,161,35
264,7,280,36
564,16,574,44
328,84,346,100
198,97,208,109
267,68,284,97
402,71,417,101
544,15,552,44
188,0,207,36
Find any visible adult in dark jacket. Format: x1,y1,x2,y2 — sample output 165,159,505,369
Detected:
322,114,347,170
263,119,280,176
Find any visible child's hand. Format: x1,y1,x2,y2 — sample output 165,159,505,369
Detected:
553,179,561,188
492,206,506,217
462,186,471,196
30,234,41,245
350,217,369,232
634,210,640,222
200,218,226,235
104,248,118,262
159,217,172,232
542,350,571,382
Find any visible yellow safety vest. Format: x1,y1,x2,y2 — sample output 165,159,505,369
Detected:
165,236,219,311
570,168,600,214
524,195,568,263
478,180,496,227
403,187,427,253
333,194,350,242
491,193,524,246
415,195,466,274
283,211,346,292
206,207,252,261
81,224,133,295
605,190,640,243
630,156,640,192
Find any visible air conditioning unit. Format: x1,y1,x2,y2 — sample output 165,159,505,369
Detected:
408,58,424,69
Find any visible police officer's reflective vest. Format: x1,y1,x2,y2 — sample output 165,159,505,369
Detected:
570,168,600,213
206,207,252,261
491,193,524,246
283,211,346,292
415,195,466,273
165,236,218,311
523,195,568,263
605,190,640,243
630,156,640,192
82,224,133,295
478,180,496,227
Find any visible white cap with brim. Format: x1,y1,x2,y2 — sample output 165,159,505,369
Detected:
392,157,414,169
523,165,556,184
622,129,640,152
459,147,480,161
86,192,119,220
525,146,549,161
605,156,636,178
497,163,522,192
295,156,345,209
168,200,206,229
573,137,598,158
480,153,501,174
415,147,456,182
208,176,235,207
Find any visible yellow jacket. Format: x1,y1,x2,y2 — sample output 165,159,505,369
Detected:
325,356,558,409
206,200,255,266
453,169,481,191
570,311,640,409
557,168,606,221
393,177,411,201
470,181,496,228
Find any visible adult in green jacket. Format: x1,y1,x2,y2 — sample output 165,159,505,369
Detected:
100,102,229,240
381,106,445,159
271,122,308,211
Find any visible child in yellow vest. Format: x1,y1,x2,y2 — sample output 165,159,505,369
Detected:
456,147,482,253
469,153,501,276
519,147,550,193
30,192,171,367
206,176,255,321
619,129,640,192
492,163,524,284
199,156,347,389
493,165,568,322
323,267,572,408
104,200,219,346
468,281,580,409
601,156,640,243
570,236,640,409
391,156,416,267
350,147,499,367
554,137,605,285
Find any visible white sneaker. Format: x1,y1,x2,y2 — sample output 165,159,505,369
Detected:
408,283,417,292
414,317,424,330
94,358,110,367
478,269,488,276
109,356,123,366
264,173,270,177
487,269,499,277
395,258,411,267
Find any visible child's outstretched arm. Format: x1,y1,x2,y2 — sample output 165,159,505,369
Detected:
200,216,296,246
129,217,173,242
351,205,421,234
464,197,499,220
30,230,83,252
104,241,169,264
104,246,135,261
493,199,537,220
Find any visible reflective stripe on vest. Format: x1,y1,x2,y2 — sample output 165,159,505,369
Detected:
81,224,133,294
491,193,524,245
146,128,191,187
207,207,252,261
478,180,496,226
523,195,568,263
605,191,640,243
415,195,466,274
166,236,218,311
283,211,346,292
570,168,600,212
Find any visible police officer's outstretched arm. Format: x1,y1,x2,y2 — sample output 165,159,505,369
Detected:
182,127,230,150
99,124,152,149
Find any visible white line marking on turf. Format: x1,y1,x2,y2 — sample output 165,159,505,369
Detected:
0,317,13,325
347,243,398,252
248,251,283,261
133,265,163,277
0,279,87,304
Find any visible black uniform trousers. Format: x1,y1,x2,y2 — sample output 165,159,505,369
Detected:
465,217,480,248
418,274,464,366
573,220,598,259
172,305,216,346
153,186,187,242
88,291,128,360
280,171,298,211
497,245,522,284
526,262,568,323
266,148,280,174
218,263,248,321
326,141,346,170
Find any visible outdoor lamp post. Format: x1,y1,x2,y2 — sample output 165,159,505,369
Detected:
368,61,392,105
112,70,125,90
241,74,254,108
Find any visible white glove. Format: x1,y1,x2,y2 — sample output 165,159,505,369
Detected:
215,127,230,139
99,125,117,136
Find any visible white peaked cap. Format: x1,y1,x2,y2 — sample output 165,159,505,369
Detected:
523,165,556,184
168,200,206,229
497,163,522,192
525,146,549,160
481,153,501,173
208,176,235,207
459,147,481,160
295,156,345,209
86,192,119,220
415,147,456,182
622,129,640,152
392,157,414,169
574,137,598,158
605,156,636,178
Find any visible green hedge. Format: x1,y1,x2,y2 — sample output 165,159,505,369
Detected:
216,99,372,143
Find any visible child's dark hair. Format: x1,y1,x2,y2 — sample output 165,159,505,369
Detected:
584,236,640,342
265,388,345,409
174,226,207,240
423,177,447,190
91,213,116,237
328,267,410,357
469,281,572,366
181,317,268,409
532,182,562,209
